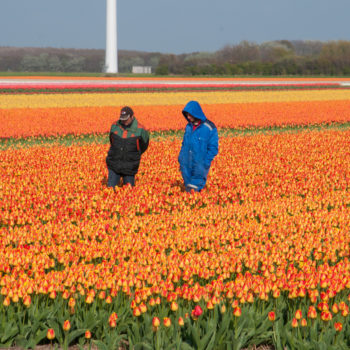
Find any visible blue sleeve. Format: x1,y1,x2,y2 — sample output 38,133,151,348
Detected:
204,128,219,167
178,126,191,186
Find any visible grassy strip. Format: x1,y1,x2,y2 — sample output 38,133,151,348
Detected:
1,72,350,78
0,84,347,95
1,122,350,150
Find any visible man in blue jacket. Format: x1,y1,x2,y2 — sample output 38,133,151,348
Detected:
178,101,219,192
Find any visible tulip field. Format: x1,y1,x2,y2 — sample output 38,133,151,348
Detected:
1,77,350,349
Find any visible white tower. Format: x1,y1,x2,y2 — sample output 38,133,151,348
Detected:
105,0,118,73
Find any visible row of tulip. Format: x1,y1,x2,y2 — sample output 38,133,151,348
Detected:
2,89,350,109
1,90,350,138
1,292,349,349
1,129,349,348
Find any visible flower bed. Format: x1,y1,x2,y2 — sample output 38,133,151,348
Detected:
1,88,350,138
1,80,350,348
1,129,350,348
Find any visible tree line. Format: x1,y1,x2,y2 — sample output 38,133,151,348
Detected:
0,47,162,74
1,40,350,76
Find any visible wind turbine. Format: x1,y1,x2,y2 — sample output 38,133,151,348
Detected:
105,0,118,73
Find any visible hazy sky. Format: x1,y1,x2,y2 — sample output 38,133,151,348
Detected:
1,0,350,54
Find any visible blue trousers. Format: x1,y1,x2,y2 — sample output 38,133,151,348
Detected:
107,168,135,187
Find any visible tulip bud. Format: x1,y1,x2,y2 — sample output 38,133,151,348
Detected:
307,306,317,319
152,317,160,329
139,303,147,313
47,328,55,340
85,330,91,339
321,310,332,321
109,319,117,328
163,317,171,327
171,301,178,311
133,307,141,317
341,308,348,317
291,318,298,328
295,309,302,320
206,300,214,310
68,297,76,308
193,305,203,317
85,295,94,304
332,303,339,314
3,296,10,307
63,320,71,331
334,322,343,332
23,295,31,307
301,318,307,327
268,311,275,321
233,307,241,317
231,300,239,308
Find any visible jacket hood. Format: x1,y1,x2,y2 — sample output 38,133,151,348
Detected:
182,101,207,122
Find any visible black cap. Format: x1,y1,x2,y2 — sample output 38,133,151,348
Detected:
120,106,134,121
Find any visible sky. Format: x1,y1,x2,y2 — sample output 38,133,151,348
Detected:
1,0,350,54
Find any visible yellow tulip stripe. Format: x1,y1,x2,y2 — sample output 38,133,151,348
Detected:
1,89,350,109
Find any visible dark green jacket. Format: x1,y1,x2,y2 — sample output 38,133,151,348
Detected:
106,118,149,176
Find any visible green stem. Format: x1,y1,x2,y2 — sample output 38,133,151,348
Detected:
63,335,68,350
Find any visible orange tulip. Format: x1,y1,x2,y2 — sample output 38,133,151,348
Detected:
163,317,171,327
63,320,71,332
152,317,160,329
334,322,343,332
268,311,275,321
47,328,55,340
171,301,178,311
295,309,302,320
85,330,92,339
233,307,242,317
133,307,141,317
300,318,307,327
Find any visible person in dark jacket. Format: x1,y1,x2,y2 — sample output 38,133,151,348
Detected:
106,106,149,187
178,101,219,192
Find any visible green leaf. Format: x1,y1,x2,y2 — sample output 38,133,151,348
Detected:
190,324,201,348
133,341,154,350
34,329,49,345
272,319,283,350
199,322,216,350
67,329,88,345
92,340,109,350
315,341,330,350
234,318,247,340
174,341,194,350
215,313,230,346
0,322,18,343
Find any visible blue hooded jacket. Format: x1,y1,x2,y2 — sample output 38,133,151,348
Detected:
178,101,219,191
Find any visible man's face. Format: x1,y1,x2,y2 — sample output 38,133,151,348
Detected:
120,116,133,126
186,113,200,125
